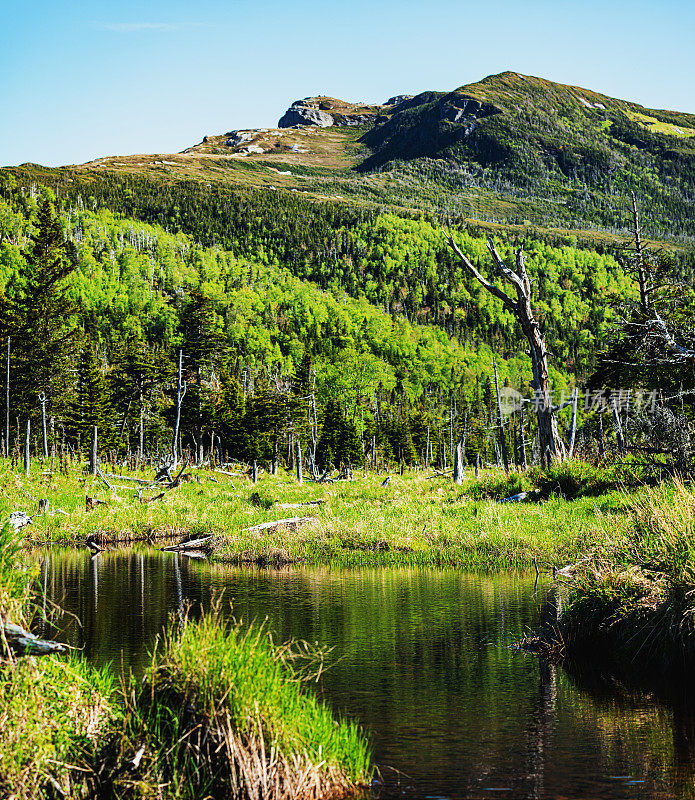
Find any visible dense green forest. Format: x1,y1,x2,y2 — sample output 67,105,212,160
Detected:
0,166,648,472
2,170,635,370
0,168,653,471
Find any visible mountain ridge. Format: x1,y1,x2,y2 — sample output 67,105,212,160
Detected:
5,71,695,243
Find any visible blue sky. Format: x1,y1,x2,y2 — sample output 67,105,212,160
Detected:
2,0,693,167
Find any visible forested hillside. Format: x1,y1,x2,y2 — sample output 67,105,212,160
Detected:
359,72,695,239
0,176,629,469
3,69,694,473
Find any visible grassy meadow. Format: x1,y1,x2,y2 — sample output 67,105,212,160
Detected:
0,462,375,799
0,457,646,570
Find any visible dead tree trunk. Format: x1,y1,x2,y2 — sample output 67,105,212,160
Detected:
295,440,302,484
38,392,48,459
452,436,464,485
446,233,564,466
24,419,30,478
568,389,578,459
91,425,98,477
631,191,652,313
172,349,186,470
5,337,9,459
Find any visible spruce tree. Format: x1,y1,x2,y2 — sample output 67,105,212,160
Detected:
4,198,77,419
316,399,362,469
69,338,113,452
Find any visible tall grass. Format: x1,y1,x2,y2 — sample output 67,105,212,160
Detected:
0,656,115,799
122,609,372,799
0,520,117,799
558,480,695,672
0,457,642,570
0,522,32,624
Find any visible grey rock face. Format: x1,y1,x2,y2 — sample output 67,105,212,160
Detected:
332,113,374,127
441,98,483,123
385,95,414,107
225,131,254,147
278,103,334,128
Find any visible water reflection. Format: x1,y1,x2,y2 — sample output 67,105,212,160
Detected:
31,549,695,799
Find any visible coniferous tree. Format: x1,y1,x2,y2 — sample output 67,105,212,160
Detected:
214,371,252,461
69,337,113,452
177,286,229,448
2,198,78,419
316,399,362,469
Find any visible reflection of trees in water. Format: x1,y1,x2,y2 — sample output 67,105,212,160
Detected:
35,553,695,799
521,658,557,800
36,549,196,675
559,640,695,799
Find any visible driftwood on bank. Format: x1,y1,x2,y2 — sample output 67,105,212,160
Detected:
3,622,65,657
244,516,317,533
161,534,213,552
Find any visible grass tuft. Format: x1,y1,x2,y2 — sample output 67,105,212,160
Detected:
122,608,372,798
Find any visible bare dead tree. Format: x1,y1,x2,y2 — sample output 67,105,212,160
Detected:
172,349,186,469
445,232,564,466
5,337,9,458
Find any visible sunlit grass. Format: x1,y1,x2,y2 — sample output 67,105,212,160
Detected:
558,479,695,671
121,608,372,798
0,457,643,570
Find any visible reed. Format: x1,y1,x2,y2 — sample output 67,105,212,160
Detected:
556,479,695,672
120,608,372,799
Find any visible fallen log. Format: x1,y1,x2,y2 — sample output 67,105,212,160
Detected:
497,489,540,503
244,516,317,533
105,473,152,486
95,464,114,491
3,622,66,657
427,470,453,479
161,535,213,552
552,556,590,579
7,511,33,530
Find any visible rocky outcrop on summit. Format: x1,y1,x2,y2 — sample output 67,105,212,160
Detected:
359,91,500,170
278,101,334,128
278,96,385,128
332,113,374,127
384,95,414,107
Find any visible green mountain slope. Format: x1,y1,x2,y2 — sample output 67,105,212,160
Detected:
5,71,694,242
359,72,695,238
